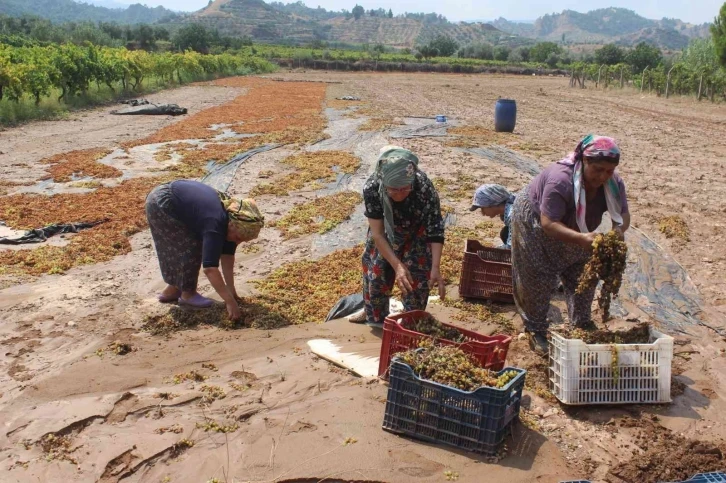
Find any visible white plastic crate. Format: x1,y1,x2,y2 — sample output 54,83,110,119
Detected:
549,327,673,405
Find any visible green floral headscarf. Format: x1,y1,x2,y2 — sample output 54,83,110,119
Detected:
375,145,419,245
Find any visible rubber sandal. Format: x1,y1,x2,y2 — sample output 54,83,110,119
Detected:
178,293,214,308
157,292,181,303
348,311,367,324
528,332,549,356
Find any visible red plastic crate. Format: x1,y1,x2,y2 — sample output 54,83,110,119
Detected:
378,310,512,380
459,240,514,303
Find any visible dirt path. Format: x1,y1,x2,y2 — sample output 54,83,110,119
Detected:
0,83,245,184
1,73,726,483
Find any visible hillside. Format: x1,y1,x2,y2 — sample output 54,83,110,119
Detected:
494,8,709,49
491,18,535,37
176,0,519,48
616,27,692,50
321,18,513,48
0,0,177,24
179,0,317,43
0,0,709,51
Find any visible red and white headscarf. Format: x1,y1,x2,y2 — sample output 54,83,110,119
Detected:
557,134,623,233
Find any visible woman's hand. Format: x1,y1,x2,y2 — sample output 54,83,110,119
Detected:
229,287,242,302
394,263,414,296
581,231,598,249
429,267,446,299
613,225,625,241
226,300,241,321
204,266,241,319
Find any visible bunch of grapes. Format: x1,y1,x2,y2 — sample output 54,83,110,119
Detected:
412,314,466,343
577,230,628,323
398,344,516,391
495,370,519,389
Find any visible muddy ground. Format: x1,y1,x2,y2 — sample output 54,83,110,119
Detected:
1,72,726,483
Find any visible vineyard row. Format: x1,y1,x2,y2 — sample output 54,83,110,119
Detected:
0,44,276,104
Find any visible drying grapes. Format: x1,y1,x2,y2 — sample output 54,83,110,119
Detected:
577,230,628,322
397,343,517,391
556,322,651,344
410,314,466,343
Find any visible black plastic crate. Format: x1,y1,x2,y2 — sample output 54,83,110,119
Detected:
382,357,526,455
672,473,726,483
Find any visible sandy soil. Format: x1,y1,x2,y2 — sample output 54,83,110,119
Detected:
0,83,245,184
1,72,726,483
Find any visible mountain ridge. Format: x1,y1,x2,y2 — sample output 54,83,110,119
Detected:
0,1,711,51
493,7,709,49
0,0,177,24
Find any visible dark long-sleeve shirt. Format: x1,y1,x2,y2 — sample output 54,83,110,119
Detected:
168,180,237,268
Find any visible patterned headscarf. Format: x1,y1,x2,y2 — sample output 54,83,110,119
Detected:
375,145,419,245
469,184,515,211
557,134,623,233
218,192,265,242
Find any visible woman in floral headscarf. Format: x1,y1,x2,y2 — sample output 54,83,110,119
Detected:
145,179,264,321
511,135,631,353
354,146,446,328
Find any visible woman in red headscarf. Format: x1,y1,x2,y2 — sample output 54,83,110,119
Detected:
511,135,631,353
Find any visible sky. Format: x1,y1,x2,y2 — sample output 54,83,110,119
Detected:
113,0,722,24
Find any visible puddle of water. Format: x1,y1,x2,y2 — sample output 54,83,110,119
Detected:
10,178,97,196
0,225,26,238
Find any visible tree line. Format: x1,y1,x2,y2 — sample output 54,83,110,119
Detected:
346,5,446,23
0,43,274,104
0,15,253,53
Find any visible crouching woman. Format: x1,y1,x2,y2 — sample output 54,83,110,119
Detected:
145,179,264,321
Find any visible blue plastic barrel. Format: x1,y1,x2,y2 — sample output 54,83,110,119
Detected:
494,99,517,133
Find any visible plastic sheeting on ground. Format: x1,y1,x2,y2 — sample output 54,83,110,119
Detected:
389,122,450,139
111,104,187,116
0,221,105,245
200,144,281,194
622,228,715,335
466,145,543,177
325,295,440,323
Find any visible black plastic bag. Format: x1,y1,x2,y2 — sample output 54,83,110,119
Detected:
325,294,364,322
111,104,187,116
